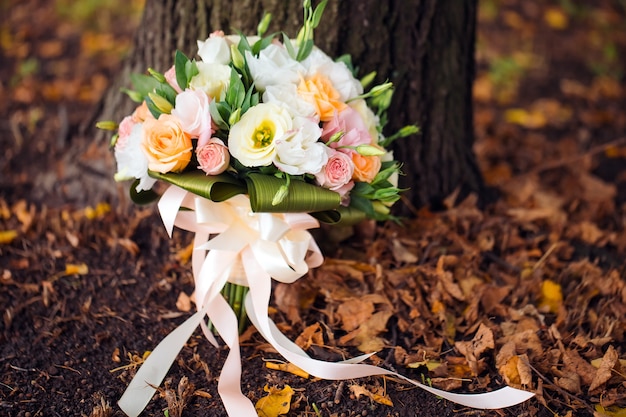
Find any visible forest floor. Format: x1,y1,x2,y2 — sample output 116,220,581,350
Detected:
2,0,626,416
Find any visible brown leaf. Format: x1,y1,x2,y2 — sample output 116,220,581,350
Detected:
455,323,494,375
589,345,619,392
295,323,323,351
563,349,597,386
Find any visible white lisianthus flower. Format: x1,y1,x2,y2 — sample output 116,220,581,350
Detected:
302,48,363,101
197,36,231,65
114,123,156,191
189,62,232,100
245,44,304,91
274,117,328,175
263,84,318,120
349,99,380,142
228,103,293,167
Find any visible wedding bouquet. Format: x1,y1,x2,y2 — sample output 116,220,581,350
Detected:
99,2,533,416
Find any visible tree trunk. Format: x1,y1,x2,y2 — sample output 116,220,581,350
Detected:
96,0,482,212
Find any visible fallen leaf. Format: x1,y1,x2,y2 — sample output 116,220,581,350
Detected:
596,405,626,417
544,7,568,30
65,263,88,275
504,108,547,129
349,384,393,406
255,385,294,417
294,322,323,351
539,279,563,313
0,230,18,244
589,345,619,392
265,361,309,379
176,291,192,312
455,323,494,376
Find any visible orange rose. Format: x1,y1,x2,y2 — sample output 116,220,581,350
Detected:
298,73,346,122
351,152,381,183
142,114,193,173
132,101,153,123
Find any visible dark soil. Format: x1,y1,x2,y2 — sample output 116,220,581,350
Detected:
2,1,626,417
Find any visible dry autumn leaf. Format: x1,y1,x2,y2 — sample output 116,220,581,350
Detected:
349,384,393,407
255,385,294,417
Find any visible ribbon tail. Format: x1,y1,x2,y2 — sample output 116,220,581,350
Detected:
206,293,258,416
118,309,205,417
243,256,535,410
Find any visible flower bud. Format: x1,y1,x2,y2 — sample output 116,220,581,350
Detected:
397,125,420,137
148,92,173,114
272,184,289,206
121,88,144,103
230,44,245,71
355,144,385,156
360,71,377,89
148,68,166,83
228,108,242,126
96,120,118,131
257,12,272,37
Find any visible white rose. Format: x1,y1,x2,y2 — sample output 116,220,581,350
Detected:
263,84,318,120
228,103,293,167
189,62,232,100
302,48,363,101
273,117,328,175
350,99,380,142
197,36,231,65
114,123,156,192
245,44,304,91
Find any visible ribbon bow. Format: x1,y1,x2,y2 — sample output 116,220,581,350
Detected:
118,185,534,416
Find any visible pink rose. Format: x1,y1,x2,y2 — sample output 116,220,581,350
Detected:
321,107,372,151
164,66,182,93
196,138,230,175
115,115,135,149
315,149,354,196
171,89,213,146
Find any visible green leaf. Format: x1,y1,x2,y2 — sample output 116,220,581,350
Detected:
185,59,199,85
174,50,190,90
129,180,160,205
156,82,178,105
130,73,160,97
246,173,340,213
311,0,328,28
226,68,246,108
145,96,163,119
209,100,229,130
296,39,314,61
282,33,297,60
149,170,247,202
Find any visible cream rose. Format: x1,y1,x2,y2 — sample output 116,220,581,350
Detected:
196,138,230,175
189,62,232,100
228,103,293,167
141,114,193,173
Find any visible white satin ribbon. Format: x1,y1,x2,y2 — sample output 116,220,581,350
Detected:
118,185,534,416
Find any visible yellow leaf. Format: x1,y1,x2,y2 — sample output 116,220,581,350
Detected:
539,279,562,313
0,230,18,244
596,405,626,417
265,361,309,379
504,108,547,129
544,7,568,30
65,263,89,275
255,385,294,417
349,384,393,407
407,360,443,372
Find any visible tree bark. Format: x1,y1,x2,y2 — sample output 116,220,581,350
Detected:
96,0,482,212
